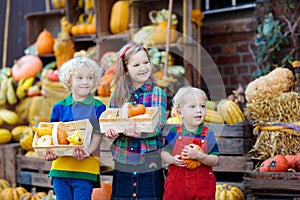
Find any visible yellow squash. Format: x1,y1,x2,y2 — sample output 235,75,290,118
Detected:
110,1,129,34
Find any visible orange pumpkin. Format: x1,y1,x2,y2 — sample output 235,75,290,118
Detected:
181,144,203,169
57,129,69,145
91,182,112,200
285,154,299,170
128,103,146,117
259,155,289,172
12,55,43,81
36,29,55,55
87,23,97,34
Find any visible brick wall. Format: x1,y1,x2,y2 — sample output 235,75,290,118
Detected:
201,10,258,95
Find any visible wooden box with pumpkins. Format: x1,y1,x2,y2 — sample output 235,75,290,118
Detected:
32,119,92,157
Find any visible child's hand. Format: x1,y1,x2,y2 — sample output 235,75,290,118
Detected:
105,128,120,139
182,144,206,160
44,150,58,161
73,147,90,160
123,122,141,138
172,155,186,167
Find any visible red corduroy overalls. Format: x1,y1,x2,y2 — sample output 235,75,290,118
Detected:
163,125,216,200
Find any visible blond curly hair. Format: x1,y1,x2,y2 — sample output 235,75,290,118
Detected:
58,56,102,93
172,86,208,109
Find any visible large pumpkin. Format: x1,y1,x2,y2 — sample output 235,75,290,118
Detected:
12,55,43,81
36,29,55,55
110,1,129,34
91,182,112,200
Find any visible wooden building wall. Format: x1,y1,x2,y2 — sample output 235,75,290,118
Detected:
0,0,48,68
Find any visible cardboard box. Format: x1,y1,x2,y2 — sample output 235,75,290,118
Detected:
99,107,159,133
33,119,92,156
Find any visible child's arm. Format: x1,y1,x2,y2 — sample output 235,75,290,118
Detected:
181,144,219,167
161,150,186,167
73,133,103,160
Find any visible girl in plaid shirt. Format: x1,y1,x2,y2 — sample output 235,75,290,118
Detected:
105,43,167,200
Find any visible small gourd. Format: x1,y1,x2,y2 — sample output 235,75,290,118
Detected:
41,190,56,200
20,187,47,200
0,129,12,144
36,29,55,55
20,133,34,151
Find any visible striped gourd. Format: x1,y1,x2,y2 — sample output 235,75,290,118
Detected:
217,99,245,124
0,129,12,144
204,109,224,124
1,185,27,200
20,187,47,200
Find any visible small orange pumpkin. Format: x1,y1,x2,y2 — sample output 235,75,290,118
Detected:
181,144,203,169
87,23,97,34
128,103,146,117
57,129,69,145
91,182,112,200
36,29,55,55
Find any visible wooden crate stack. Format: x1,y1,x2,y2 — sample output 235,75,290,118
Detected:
0,143,21,185
17,154,52,188
244,171,300,200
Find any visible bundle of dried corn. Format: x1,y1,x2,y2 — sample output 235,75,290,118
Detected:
250,124,300,160
245,92,300,127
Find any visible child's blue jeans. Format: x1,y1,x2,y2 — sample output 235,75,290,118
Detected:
52,177,94,200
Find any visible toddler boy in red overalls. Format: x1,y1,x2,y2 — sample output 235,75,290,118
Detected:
161,87,220,200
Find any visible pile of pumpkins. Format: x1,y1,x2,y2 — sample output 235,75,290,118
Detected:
0,179,55,200
259,154,300,172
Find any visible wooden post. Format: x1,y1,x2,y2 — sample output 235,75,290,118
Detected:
163,0,174,78
2,0,11,68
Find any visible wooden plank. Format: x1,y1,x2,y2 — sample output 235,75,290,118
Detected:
162,123,253,138
244,177,300,192
0,143,21,185
216,138,252,154
18,171,52,188
213,156,253,172
17,155,51,172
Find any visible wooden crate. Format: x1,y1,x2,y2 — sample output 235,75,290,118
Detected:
33,119,92,157
17,154,52,188
99,107,159,133
244,171,300,199
0,143,21,185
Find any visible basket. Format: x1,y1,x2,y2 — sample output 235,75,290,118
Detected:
32,119,92,156
99,107,159,133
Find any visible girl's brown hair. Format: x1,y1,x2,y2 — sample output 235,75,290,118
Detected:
113,43,154,106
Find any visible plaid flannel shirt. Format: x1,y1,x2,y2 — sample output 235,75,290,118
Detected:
109,82,167,164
